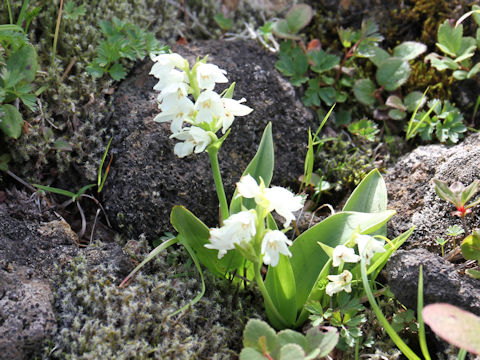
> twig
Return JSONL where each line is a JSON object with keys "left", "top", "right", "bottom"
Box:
{"left": 7, "top": 170, "right": 37, "bottom": 192}
{"left": 89, "top": 208, "right": 101, "bottom": 244}
{"left": 77, "top": 201, "right": 86, "bottom": 239}
{"left": 165, "top": 0, "right": 214, "bottom": 38}
{"left": 61, "top": 56, "right": 77, "bottom": 81}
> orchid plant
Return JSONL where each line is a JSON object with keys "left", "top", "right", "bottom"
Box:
{"left": 121, "top": 53, "right": 413, "bottom": 336}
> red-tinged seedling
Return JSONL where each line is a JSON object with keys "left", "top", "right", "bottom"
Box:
{"left": 434, "top": 179, "right": 480, "bottom": 217}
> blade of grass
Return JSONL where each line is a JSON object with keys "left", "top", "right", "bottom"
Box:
{"left": 98, "top": 137, "right": 113, "bottom": 187}
{"left": 171, "top": 236, "right": 206, "bottom": 315}
{"left": 51, "top": 0, "right": 64, "bottom": 63}
{"left": 16, "top": 0, "right": 30, "bottom": 27}
{"left": 360, "top": 257, "right": 421, "bottom": 360}
{"left": 119, "top": 236, "right": 179, "bottom": 288}
{"left": 33, "top": 184, "right": 76, "bottom": 199}
{"left": 457, "top": 349, "right": 467, "bottom": 360}
{"left": 417, "top": 265, "right": 431, "bottom": 360}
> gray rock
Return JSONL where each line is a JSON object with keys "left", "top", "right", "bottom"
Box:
{"left": 0, "top": 190, "right": 133, "bottom": 359}
{"left": 0, "top": 267, "right": 55, "bottom": 360}
{"left": 385, "top": 133, "right": 480, "bottom": 251}
{"left": 386, "top": 248, "right": 480, "bottom": 316}
{"left": 102, "top": 39, "right": 314, "bottom": 240}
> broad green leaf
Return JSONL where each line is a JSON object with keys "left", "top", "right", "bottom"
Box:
{"left": 290, "top": 210, "right": 395, "bottom": 312}
{"left": 171, "top": 206, "right": 242, "bottom": 277}
{"left": 308, "top": 49, "right": 340, "bottom": 73}
{"left": 461, "top": 233, "right": 480, "bottom": 261}
{"left": 369, "top": 46, "right": 390, "bottom": 67}
{"left": 453, "top": 70, "right": 468, "bottom": 80}
{"left": 279, "top": 344, "right": 305, "bottom": 359}
{"left": 423, "top": 303, "right": 480, "bottom": 355}
{"left": 461, "top": 180, "right": 480, "bottom": 206}
{"left": 376, "top": 57, "right": 410, "bottom": 91}
{"left": 385, "top": 95, "right": 406, "bottom": 111}
{"left": 243, "top": 319, "right": 278, "bottom": 353}
{"left": 272, "top": 19, "right": 300, "bottom": 40}
{"left": 265, "top": 254, "right": 297, "bottom": 328}
{"left": 388, "top": 109, "right": 407, "bottom": 120}
{"left": 239, "top": 348, "right": 266, "bottom": 360}
{"left": 6, "top": 43, "right": 37, "bottom": 83}
{"left": 108, "top": 63, "right": 127, "bottom": 80}
{"left": 353, "top": 79, "right": 376, "bottom": 106}
{"left": 468, "top": 63, "right": 480, "bottom": 78}
{"left": 455, "top": 37, "right": 476, "bottom": 62}
{"left": 343, "top": 169, "right": 387, "bottom": 213}
{"left": 0, "top": 104, "right": 23, "bottom": 139}
{"left": 437, "top": 21, "right": 463, "bottom": 56}
{"left": 277, "top": 330, "right": 306, "bottom": 349}
{"left": 318, "top": 87, "right": 336, "bottom": 106}
{"left": 434, "top": 179, "right": 458, "bottom": 204}
{"left": 393, "top": 41, "right": 427, "bottom": 61}
{"left": 54, "top": 138, "right": 73, "bottom": 151}
{"left": 466, "top": 269, "right": 480, "bottom": 279}
{"left": 286, "top": 4, "right": 313, "bottom": 34}
{"left": 426, "top": 55, "right": 459, "bottom": 71}
{"left": 230, "top": 123, "right": 274, "bottom": 214}
{"left": 305, "top": 326, "right": 339, "bottom": 358}
{"left": 404, "top": 91, "right": 426, "bottom": 112}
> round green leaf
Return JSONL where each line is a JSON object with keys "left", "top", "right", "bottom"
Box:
{"left": 353, "top": 79, "right": 376, "bottom": 106}
{"left": 243, "top": 319, "right": 278, "bottom": 354}
{"left": 6, "top": 43, "right": 38, "bottom": 83}
{"left": 0, "top": 104, "right": 23, "bottom": 139}
{"left": 388, "top": 108, "right": 407, "bottom": 120}
{"left": 272, "top": 19, "right": 300, "bottom": 40}
{"left": 461, "top": 233, "right": 480, "bottom": 261}
{"left": 393, "top": 41, "right": 427, "bottom": 61}
{"left": 279, "top": 343, "right": 305, "bottom": 360}
{"left": 376, "top": 58, "right": 411, "bottom": 91}
{"left": 286, "top": 4, "right": 312, "bottom": 33}
{"left": 404, "top": 91, "right": 426, "bottom": 112}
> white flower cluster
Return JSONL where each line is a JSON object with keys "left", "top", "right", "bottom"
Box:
{"left": 205, "top": 175, "right": 304, "bottom": 267}
{"left": 150, "top": 53, "right": 253, "bottom": 157}
{"left": 325, "top": 234, "right": 386, "bottom": 296}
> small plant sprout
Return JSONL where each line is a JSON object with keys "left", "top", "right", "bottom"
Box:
{"left": 434, "top": 179, "right": 480, "bottom": 230}
{"left": 435, "top": 237, "right": 448, "bottom": 257}
{"left": 461, "top": 229, "right": 480, "bottom": 279}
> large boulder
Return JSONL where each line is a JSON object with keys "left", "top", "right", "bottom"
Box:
{"left": 102, "top": 39, "right": 314, "bottom": 240}
{"left": 0, "top": 189, "right": 133, "bottom": 360}
{"left": 383, "top": 134, "right": 480, "bottom": 319}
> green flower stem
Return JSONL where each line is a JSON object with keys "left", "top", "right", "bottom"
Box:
{"left": 254, "top": 262, "right": 288, "bottom": 328}
{"left": 360, "top": 257, "right": 421, "bottom": 360}
{"left": 207, "top": 146, "right": 229, "bottom": 223}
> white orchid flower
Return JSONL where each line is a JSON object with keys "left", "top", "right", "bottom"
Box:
{"left": 194, "top": 90, "right": 225, "bottom": 127}
{"left": 221, "top": 97, "right": 253, "bottom": 133}
{"left": 332, "top": 245, "right": 361, "bottom": 267}
{"left": 150, "top": 53, "right": 187, "bottom": 79}
{"left": 153, "top": 69, "right": 189, "bottom": 101}
{"left": 170, "top": 126, "right": 211, "bottom": 158}
{"left": 206, "top": 210, "right": 257, "bottom": 258}
{"left": 261, "top": 230, "right": 293, "bottom": 267}
{"left": 196, "top": 63, "right": 228, "bottom": 90}
{"left": 326, "top": 270, "right": 353, "bottom": 296}
{"left": 154, "top": 94, "right": 194, "bottom": 134}
{"left": 264, "top": 187, "right": 304, "bottom": 228}
{"left": 236, "top": 174, "right": 304, "bottom": 228}
{"left": 355, "top": 234, "right": 386, "bottom": 265}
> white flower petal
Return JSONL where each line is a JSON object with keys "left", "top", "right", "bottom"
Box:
{"left": 205, "top": 210, "right": 257, "bottom": 258}
{"left": 265, "top": 187, "right": 304, "bottom": 228}
{"left": 236, "top": 174, "right": 261, "bottom": 199}
{"left": 332, "top": 245, "right": 361, "bottom": 267}
{"left": 261, "top": 230, "right": 292, "bottom": 267}
{"left": 326, "top": 270, "right": 353, "bottom": 296}
{"left": 355, "top": 234, "right": 386, "bottom": 265}
{"left": 196, "top": 63, "right": 228, "bottom": 90}
{"left": 170, "top": 127, "right": 211, "bottom": 158}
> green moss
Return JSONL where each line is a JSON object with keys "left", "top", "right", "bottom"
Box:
{"left": 315, "top": 133, "right": 376, "bottom": 193}
{"left": 45, "top": 239, "right": 262, "bottom": 359}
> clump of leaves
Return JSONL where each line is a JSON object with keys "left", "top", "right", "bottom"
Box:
{"left": 407, "top": 99, "right": 467, "bottom": 143}
{"left": 426, "top": 5, "right": 480, "bottom": 81}
{"left": 239, "top": 318, "right": 338, "bottom": 360}
{"left": 353, "top": 40, "right": 427, "bottom": 121}
{"left": 0, "top": 25, "right": 38, "bottom": 139}
{"left": 306, "top": 296, "right": 369, "bottom": 351}
{"left": 86, "top": 17, "right": 167, "bottom": 81}
{"left": 347, "top": 119, "right": 379, "bottom": 142}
